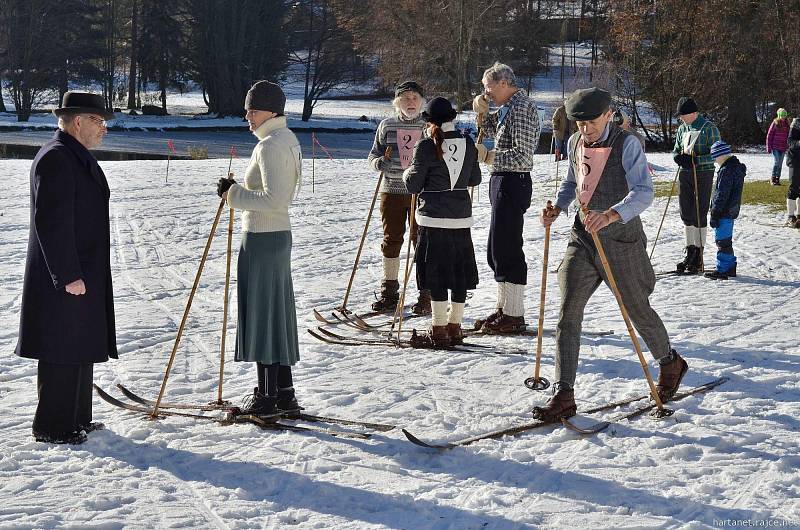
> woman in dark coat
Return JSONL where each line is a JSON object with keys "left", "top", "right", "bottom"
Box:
{"left": 15, "top": 92, "right": 118, "bottom": 444}
{"left": 403, "top": 97, "right": 481, "bottom": 348}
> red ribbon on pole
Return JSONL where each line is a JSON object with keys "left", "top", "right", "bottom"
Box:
{"left": 230, "top": 145, "right": 237, "bottom": 159}
{"left": 167, "top": 139, "right": 176, "bottom": 154}
{"left": 312, "top": 132, "right": 333, "bottom": 160}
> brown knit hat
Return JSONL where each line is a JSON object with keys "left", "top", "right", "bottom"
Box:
{"left": 245, "top": 81, "right": 286, "bottom": 115}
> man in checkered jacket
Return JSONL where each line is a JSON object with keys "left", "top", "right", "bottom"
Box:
{"left": 472, "top": 62, "right": 541, "bottom": 334}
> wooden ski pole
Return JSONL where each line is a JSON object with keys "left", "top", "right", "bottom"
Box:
{"left": 392, "top": 194, "right": 417, "bottom": 344}
{"left": 649, "top": 167, "right": 680, "bottom": 261}
{"left": 339, "top": 146, "right": 392, "bottom": 313}
{"left": 581, "top": 205, "right": 671, "bottom": 417}
{"left": 524, "top": 201, "right": 553, "bottom": 391}
{"left": 151, "top": 197, "right": 226, "bottom": 418}
{"left": 214, "top": 206, "right": 234, "bottom": 405}
{"left": 691, "top": 157, "right": 704, "bottom": 272}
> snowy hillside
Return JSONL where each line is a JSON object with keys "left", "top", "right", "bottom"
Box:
{"left": 1, "top": 151, "right": 798, "bottom": 529}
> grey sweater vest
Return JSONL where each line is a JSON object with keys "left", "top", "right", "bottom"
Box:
{"left": 571, "top": 125, "right": 645, "bottom": 244}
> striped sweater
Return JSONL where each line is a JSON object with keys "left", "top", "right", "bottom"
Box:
{"left": 367, "top": 113, "right": 426, "bottom": 194}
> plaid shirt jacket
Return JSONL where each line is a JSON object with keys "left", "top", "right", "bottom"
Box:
{"left": 479, "top": 90, "right": 540, "bottom": 172}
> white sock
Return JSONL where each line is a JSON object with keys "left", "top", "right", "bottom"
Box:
{"left": 383, "top": 257, "right": 400, "bottom": 281}
{"left": 432, "top": 301, "right": 449, "bottom": 327}
{"left": 503, "top": 283, "right": 525, "bottom": 317}
{"left": 496, "top": 282, "right": 506, "bottom": 310}
{"left": 788, "top": 199, "right": 797, "bottom": 217}
{"left": 685, "top": 226, "right": 702, "bottom": 247}
{"left": 683, "top": 225, "right": 693, "bottom": 246}
{"left": 699, "top": 227, "right": 707, "bottom": 246}
{"left": 448, "top": 302, "right": 465, "bottom": 324}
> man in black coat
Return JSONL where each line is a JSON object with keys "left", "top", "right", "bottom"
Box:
{"left": 15, "top": 92, "right": 118, "bottom": 444}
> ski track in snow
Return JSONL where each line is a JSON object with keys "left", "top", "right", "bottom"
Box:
{"left": 1, "top": 153, "right": 799, "bottom": 530}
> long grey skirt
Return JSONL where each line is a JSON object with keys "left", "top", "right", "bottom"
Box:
{"left": 235, "top": 231, "right": 300, "bottom": 365}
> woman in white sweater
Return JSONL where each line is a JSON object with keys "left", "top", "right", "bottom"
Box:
{"left": 217, "top": 81, "right": 302, "bottom": 417}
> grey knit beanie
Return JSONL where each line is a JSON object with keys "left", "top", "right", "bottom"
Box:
{"left": 245, "top": 81, "right": 286, "bottom": 115}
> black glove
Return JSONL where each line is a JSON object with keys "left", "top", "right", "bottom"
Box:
{"left": 709, "top": 216, "right": 719, "bottom": 228}
{"left": 375, "top": 156, "right": 390, "bottom": 171}
{"left": 217, "top": 176, "right": 235, "bottom": 197}
{"left": 674, "top": 153, "right": 693, "bottom": 169}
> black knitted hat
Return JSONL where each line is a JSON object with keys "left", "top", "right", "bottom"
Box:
{"left": 245, "top": 81, "right": 286, "bottom": 115}
{"left": 395, "top": 81, "right": 424, "bottom": 98}
{"left": 676, "top": 97, "right": 698, "bottom": 116}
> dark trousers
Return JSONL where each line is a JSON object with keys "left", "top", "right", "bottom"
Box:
{"left": 380, "top": 193, "right": 417, "bottom": 258}
{"left": 488, "top": 172, "right": 532, "bottom": 284}
{"left": 678, "top": 168, "right": 714, "bottom": 227}
{"left": 430, "top": 287, "right": 467, "bottom": 303}
{"left": 33, "top": 361, "right": 93, "bottom": 436}
{"left": 788, "top": 170, "right": 800, "bottom": 200}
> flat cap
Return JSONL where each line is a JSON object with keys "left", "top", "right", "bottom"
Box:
{"left": 565, "top": 88, "right": 612, "bottom": 121}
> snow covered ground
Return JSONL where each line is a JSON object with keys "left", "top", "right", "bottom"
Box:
{"left": 1, "top": 148, "right": 799, "bottom": 529}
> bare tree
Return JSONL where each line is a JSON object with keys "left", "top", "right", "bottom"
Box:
{"left": 288, "top": 0, "right": 357, "bottom": 121}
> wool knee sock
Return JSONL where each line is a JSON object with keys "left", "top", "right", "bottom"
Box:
{"left": 503, "top": 283, "right": 525, "bottom": 318}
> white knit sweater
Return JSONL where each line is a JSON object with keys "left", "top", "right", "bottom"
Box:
{"left": 226, "top": 116, "right": 302, "bottom": 233}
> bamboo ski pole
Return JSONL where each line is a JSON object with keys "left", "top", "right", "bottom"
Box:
{"left": 392, "top": 194, "right": 417, "bottom": 344}
{"left": 525, "top": 201, "right": 553, "bottom": 391}
{"left": 691, "top": 157, "right": 704, "bottom": 272}
{"left": 339, "top": 146, "right": 391, "bottom": 313}
{"left": 649, "top": 167, "right": 680, "bottom": 261}
{"left": 214, "top": 206, "right": 234, "bottom": 405}
{"left": 151, "top": 197, "right": 226, "bottom": 418}
{"left": 581, "top": 205, "right": 671, "bottom": 417}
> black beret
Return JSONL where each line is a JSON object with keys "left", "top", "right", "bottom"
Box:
{"left": 565, "top": 88, "right": 612, "bottom": 121}
{"left": 676, "top": 97, "right": 698, "bottom": 116}
{"left": 395, "top": 81, "right": 424, "bottom": 98}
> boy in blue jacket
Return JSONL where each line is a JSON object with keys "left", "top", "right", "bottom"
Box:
{"left": 705, "top": 140, "right": 745, "bottom": 280}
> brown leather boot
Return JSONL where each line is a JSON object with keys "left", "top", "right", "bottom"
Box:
{"left": 531, "top": 385, "right": 576, "bottom": 422}
{"left": 411, "top": 289, "right": 432, "bottom": 315}
{"left": 481, "top": 314, "right": 526, "bottom": 334}
{"left": 473, "top": 308, "right": 503, "bottom": 330}
{"left": 446, "top": 323, "right": 464, "bottom": 345}
{"left": 372, "top": 280, "right": 399, "bottom": 312}
{"left": 409, "top": 326, "right": 451, "bottom": 349}
{"left": 656, "top": 350, "right": 688, "bottom": 402}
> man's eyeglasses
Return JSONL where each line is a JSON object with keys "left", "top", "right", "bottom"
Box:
{"left": 82, "top": 115, "right": 108, "bottom": 128}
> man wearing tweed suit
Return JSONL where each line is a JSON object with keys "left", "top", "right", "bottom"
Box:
{"left": 534, "top": 88, "right": 688, "bottom": 421}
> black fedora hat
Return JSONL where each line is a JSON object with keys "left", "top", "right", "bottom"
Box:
{"left": 421, "top": 97, "right": 457, "bottom": 126}
{"left": 53, "top": 91, "right": 115, "bottom": 120}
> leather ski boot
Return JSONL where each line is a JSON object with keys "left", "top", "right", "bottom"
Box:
{"left": 411, "top": 289, "right": 432, "bottom": 316}
{"left": 446, "top": 323, "right": 464, "bottom": 346}
{"left": 676, "top": 245, "right": 698, "bottom": 273}
{"left": 236, "top": 387, "right": 278, "bottom": 419}
{"left": 372, "top": 280, "right": 399, "bottom": 312}
{"left": 473, "top": 308, "right": 503, "bottom": 330}
{"left": 687, "top": 245, "right": 703, "bottom": 274}
{"left": 481, "top": 314, "right": 526, "bottom": 335}
{"left": 276, "top": 387, "right": 301, "bottom": 415}
{"left": 656, "top": 351, "right": 688, "bottom": 402}
{"left": 409, "top": 326, "right": 451, "bottom": 349}
{"left": 531, "top": 383, "right": 577, "bottom": 422}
